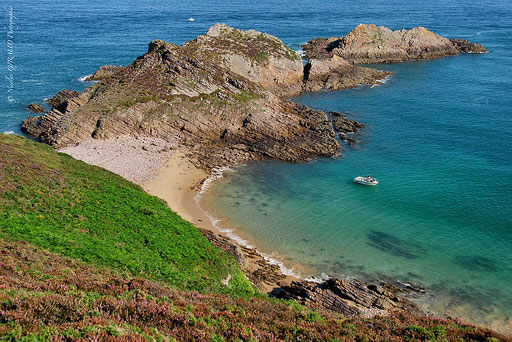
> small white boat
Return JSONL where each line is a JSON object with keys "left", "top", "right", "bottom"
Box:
{"left": 354, "top": 176, "right": 378, "bottom": 186}
{"left": 188, "top": 17, "right": 195, "bottom": 21}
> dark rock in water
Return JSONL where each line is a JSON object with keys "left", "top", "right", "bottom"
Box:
{"left": 455, "top": 255, "right": 498, "bottom": 273}
{"left": 27, "top": 103, "right": 44, "bottom": 113}
{"left": 367, "top": 230, "right": 424, "bottom": 259}
{"left": 450, "top": 39, "right": 487, "bottom": 53}
{"left": 45, "top": 89, "right": 80, "bottom": 112}
{"left": 271, "top": 278, "right": 422, "bottom": 318}
{"left": 329, "top": 111, "right": 365, "bottom": 133}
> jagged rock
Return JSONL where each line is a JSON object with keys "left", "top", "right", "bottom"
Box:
{"left": 183, "top": 23, "right": 304, "bottom": 97}
{"left": 450, "top": 39, "right": 487, "bottom": 53}
{"left": 272, "top": 278, "right": 422, "bottom": 318}
{"left": 303, "top": 24, "right": 486, "bottom": 64}
{"left": 85, "top": 65, "right": 124, "bottom": 81}
{"left": 45, "top": 89, "right": 80, "bottom": 112}
{"left": 27, "top": 103, "right": 44, "bottom": 113}
{"left": 20, "top": 116, "right": 43, "bottom": 137}
{"left": 330, "top": 111, "right": 365, "bottom": 133}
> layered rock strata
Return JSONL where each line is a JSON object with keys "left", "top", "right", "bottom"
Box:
{"left": 272, "top": 278, "right": 423, "bottom": 318}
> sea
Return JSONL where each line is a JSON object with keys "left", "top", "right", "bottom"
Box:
{"left": 2, "top": 0, "right": 511, "bottom": 333}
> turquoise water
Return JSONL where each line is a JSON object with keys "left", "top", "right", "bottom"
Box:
{"left": 1, "top": 0, "right": 511, "bottom": 333}
{"left": 202, "top": 47, "right": 512, "bottom": 329}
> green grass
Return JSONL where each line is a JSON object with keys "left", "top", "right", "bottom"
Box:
{"left": 0, "top": 134, "right": 253, "bottom": 296}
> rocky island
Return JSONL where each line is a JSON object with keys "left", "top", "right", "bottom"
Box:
{"left": 16, "top": 23, "right": 496, "bottom": 337}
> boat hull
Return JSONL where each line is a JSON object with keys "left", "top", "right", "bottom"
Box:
{"left": 354, "top": 177, "right": 378, "bottom": 186}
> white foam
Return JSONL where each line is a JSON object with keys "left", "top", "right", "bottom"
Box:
{"left": 78, "top": 74, "right": 95, "bottom": 82}
{"left": 370, "top": 74, "right": 391, "bottom": 88}
{"left": 193, "top": 165, "right": 308, "bottom": 280}
{"left": 2, "top": 131, "right": 16, "bottom": 135}
{"left": 304, "top": 273, "right": 330, "bottom": 283}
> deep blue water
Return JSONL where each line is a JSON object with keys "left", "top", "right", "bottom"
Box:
{"left": 1, "top": 0, "right": 511, "bottom": 333}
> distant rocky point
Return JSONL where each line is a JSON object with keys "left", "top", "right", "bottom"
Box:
{"left": 303, "top": 24, "right": 487, "bottom": 64}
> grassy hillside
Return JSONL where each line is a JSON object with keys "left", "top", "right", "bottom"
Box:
{"left": 0, "top": 134, "right": 252, "bottom": 295}
{"left": 1, "top": 238, "right": 509, "bottom": 341}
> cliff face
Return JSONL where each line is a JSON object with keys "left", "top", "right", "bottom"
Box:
{"left": 22, "top": 27, "right": 339, "bottom": 168}
{"left": 303, "top": 24, "right": 487, "bottom": 65}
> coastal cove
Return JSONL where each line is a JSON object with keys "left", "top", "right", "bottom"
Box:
{"left": 2, "top": 0, "right": 511, "bottom": 338}
{"left": 200, "top": 53, "right": 512, "bottom": 332}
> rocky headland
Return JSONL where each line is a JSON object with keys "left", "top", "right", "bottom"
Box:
{"left": 20, "top": 24, "right": 487, "bottom": 322}
{"left": 21, "top": 23, "right": 485, "bottom": 169}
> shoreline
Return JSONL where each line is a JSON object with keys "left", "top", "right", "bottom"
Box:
{"left": 59, "top": 136, "right": 300, "bottom": 292}
{"left": 142, "top": 153, "right": 303, "bottom": 293}
{"left": 57, "top": 136, "right": 512, "bottom": 335}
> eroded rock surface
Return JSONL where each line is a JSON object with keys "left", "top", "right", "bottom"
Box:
{"left": 303, "top": 55, "right": 390, "bottom": 92}
{"left": 272, "top": 278, "right": 422, "bottom": 318}
{"left": 27, "top": 103, "right": 44, "bottom": 113}
{"left": 184, "top": 23, "right": 304, "bottom": 97}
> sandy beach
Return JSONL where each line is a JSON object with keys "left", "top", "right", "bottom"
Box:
{"left": 60, "top": 136, "right": 298, "bottom": 292}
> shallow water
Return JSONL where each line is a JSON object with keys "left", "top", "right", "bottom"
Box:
{"left": 202, "top": 36, "right": 512, "bottom": 331}
{"left": 2, "top": 0, "right": 511, "bottom": 333}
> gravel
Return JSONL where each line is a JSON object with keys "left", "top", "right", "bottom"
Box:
{"left": 58, "top": 136, "right": 176, "bottom": 184}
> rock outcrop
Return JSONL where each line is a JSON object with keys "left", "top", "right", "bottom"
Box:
{"left": 303, "top": 24, "right": 487, "bottom": 65}
{"left": 303, "top": 55, "right": 390, "bottom": 92}
{"left": 22, "top": 24, "right": 486, "bottom": 169}
{"left": 27, "top": 103, "right": 44, "bottom": 113}
{"left": 330, "top": 111, "right": 365, "bottom": 144}
{"left": 450, "top": 39, "right": 487, "bottom": 53}
{"left": 85, "top": 65, "right": 124, "bottom": 81}
{"left": 183, "top": 23, "right": 304, "bottom": 97}
{"left": 22, "top": 26, "right": 340, "bottom": 168}
{"left": 45, "top": 89, "right": 80, "bottom": 111}
{"left": 272, "top": 278, "right": 422, "bottom": 318}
